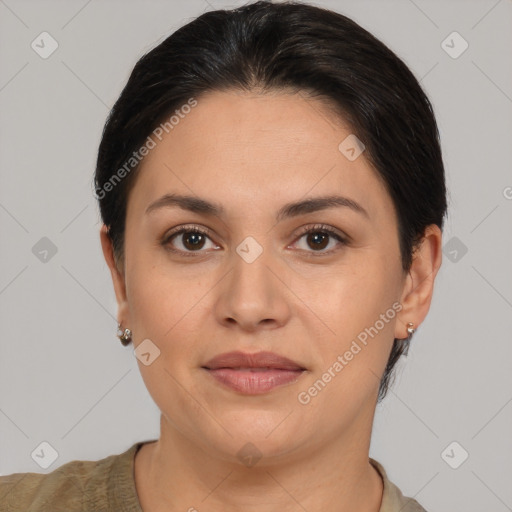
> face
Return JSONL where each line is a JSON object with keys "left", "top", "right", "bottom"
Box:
{"left": 103, "top": 89, "right": 427, "bottom": 462}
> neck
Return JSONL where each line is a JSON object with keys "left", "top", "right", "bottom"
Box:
{"left": 135, "top": 413, "right": 383, "bottom": 512}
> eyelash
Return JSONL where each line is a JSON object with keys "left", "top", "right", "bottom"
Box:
{"left": 162, "top": 223, "right": 348, "bottom": 258}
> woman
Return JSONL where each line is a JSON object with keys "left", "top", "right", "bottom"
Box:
{"left": 0, "top": 1, "right": 445, "bottom": 510}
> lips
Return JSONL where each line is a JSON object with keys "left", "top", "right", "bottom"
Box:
{"left": 202, "top": 351, "right": 306, "bottom": 394}
{"left": 203, "top": 351, "right": 305, "bottom": 371}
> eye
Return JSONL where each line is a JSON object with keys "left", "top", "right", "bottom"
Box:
{"left": 162, "top": 225, "right": 219, "bottom": 255}
{"left": 162, "top": 223, "right": 348, "bottom": 257}
{"left": 290, "top": 223, "right": 347, "bottom": 255}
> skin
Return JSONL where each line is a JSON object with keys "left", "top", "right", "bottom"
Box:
{"left": 100, "top": 89, "right": 442, "bottom": 512}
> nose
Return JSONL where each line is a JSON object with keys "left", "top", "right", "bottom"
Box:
{"left": 213, "top": 240, "right": 292, "bottom": 332}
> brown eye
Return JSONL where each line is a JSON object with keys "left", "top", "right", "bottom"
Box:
{"left": 305, "top": 232, "right": 330, "bottom": 251}
{"left": 292, "top": 224, "right": 347, "bottom": 255}
{"left": 180, "top": 231, "right": 207, "bottom": 251}
{"left": 163, "top": 226, "right": 218, "bottom": 255}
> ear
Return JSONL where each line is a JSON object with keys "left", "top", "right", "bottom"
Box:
{"left": 100, "top": 224, "right": 130, "bottom": 326}
{"left": 395, "top": 224, "right": 443, "bottom": 339}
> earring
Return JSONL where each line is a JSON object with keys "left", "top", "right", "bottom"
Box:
{"left": 406, "top": 322, "right": 416, "bottom": 336}
{"left": 116, "top": 323, "right": 132, "bottom": 345}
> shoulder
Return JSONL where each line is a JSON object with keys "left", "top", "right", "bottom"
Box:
{"left": 0, "top": 460, "right": 95, "bottom": 511}
{"left": 0, "top": 442, "right": 143, "bottom": 512}
{"left": 370, "top": 458, "right": 429, "bottom": 512}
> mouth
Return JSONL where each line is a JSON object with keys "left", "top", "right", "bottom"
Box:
{"left": 202, "top": 351, "right": 307, "bottom": 395}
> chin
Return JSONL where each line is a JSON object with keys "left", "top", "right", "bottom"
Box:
{"left": 208, "top": 410, "right": 309, "bottom": 460}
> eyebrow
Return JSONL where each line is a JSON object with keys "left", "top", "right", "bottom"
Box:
{"left": 145, "top": 193, "right": 369, "bottom": 221}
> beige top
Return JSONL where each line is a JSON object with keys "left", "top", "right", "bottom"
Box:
{"left": 0, "top": 441, "right": 427, "bottom": 511}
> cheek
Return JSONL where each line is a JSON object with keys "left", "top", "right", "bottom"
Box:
{"left": 126, "top": 266, "right": 206, "bottom": 405}
{"left": 301, "top": 253, "right": 401, "bottom": 376}
{"left": 125, "top": 254, "right": 216, "bottom": 356}
{"left": 309, "top": 253, "right": 398, "bottom": 326}
{"left": 292, "top": 273, "right": 399, "bottom": 427}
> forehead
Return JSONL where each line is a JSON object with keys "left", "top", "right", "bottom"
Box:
{"left": 128, "top": 90, "right": 394, "bottom": 223}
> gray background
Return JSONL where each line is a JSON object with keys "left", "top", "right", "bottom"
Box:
{"left": 1, "top": 0, "right": 511, "bottom": 510}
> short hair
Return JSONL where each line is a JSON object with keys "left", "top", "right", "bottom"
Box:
{"left": 94, "top": 0, "right": 447, "bottom": 401}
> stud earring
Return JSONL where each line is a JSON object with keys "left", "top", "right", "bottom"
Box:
{"left": 116, "top": 323, "right": 132, "bottom": 345}
{"left": 406, "top": 322, "right": 416, "bottom": 336}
